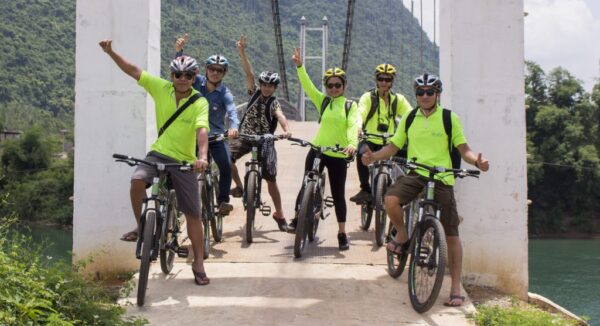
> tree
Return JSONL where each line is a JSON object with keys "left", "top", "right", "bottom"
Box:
{"left": 526, "top": 64, "right": 600, "bottom": 234}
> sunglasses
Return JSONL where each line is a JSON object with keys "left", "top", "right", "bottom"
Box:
{"left": 208, "top": 66, "right": 225, "bottom": 74}
{"left": 377, "top": 77, "right": 394, "bottom": 83}
{"left": 326, "top": 83, "right": 343, "bottom": 89}
{"left": 416, "top": 88, "right": 436, "bottom": 97}
{"left": 173, "top": 71, "right": 195, "bottom": 80}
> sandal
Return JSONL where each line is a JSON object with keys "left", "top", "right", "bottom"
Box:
{"left": 444, "top": 295, "right": 466, "bottom": 307}
{"left": 120, "top": 230, "right": 138, "bottom": 242}
{"left": 386, "top": 238, "right": 408, "bottom": 256}
{"left": 192, "top": 269, "right": 210, "bottom": 286}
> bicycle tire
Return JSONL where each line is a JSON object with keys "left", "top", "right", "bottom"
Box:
{"left": 408, "top": 215, "right": 447, "bottom": 313}
{"left": 137, "top": 211, "right": 156, "bottom": 306}
{"left": 360, "top": 203, "right": 373, "bottom": 231}
{"left": 307, "top": 181, "right": 320, "bottom": 242}
{"left": 209, "top": 175, "right": 223, "bottom": 242}
{"left": 294, "top": 181, "right": 314, "bottom": 258}
{"left": 198, "top": 180, "right": 210, "bottom": 259}
{"left": 245, "top": 171, "right": 258, "bottom": 244}
{"left": 386, "top": 223, "right": 409, "bottom": 278}
{"left": 159, "top": 190, "right": 178, "bottom": 274}
{"left": 374, "top": 173, "right": 388, "bottom": 246}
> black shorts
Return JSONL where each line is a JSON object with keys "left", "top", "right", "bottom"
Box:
{"left": 229, "top": 138, "right": 277, "bottom": 182}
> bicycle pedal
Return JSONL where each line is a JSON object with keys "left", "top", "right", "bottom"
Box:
{"left": 324, "top": 196, "right": 334, "bottom": 208}
{"left": 176, "top": 247, "right": 189, "bottom": 258}
{"left": 260, "top": 204, "right": 272, "bottom": 216}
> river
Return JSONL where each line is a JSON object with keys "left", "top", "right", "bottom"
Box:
{"left": 20, "top": 228, "right": 600, "bottom": 324}
{"left": 529, "top": 239, "right": 600, "bottom": 325}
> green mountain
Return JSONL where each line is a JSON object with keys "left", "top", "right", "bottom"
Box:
{"left": 0, "top": 0, "right": 438, "bottom": 130}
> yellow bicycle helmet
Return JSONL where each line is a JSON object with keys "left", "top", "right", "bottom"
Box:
{"left": 375, "top": 63, "right": 396, "bottom": 77}
{"left": 323, "top": 67, "right": 347, "bottom": 85}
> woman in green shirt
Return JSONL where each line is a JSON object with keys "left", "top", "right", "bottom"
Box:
{"left": 288, "top": 48, "right": 359, "bottom": 251}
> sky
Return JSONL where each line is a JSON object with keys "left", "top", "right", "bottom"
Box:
{"left": 403, "top": 0, "right": 600, "bottom": 90}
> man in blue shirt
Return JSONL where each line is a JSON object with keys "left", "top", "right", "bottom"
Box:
{"left": 176, "top": 34, "right": 239, "bottom": 214}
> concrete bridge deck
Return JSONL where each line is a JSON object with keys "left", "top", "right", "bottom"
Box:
{"left": 122, "top": 121, "right": 475, "bottom": 325}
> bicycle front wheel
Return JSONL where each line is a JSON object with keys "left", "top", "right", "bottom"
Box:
{"left": 199, "top": 180, "right": 211, "bottom": 259}
{"left": 294, "top": 181, "right": 315, "bottom": 258}
{"left": 160, "top": 190, "right": 178, "bottom": 274}
{"left": 209, "top": 176, "right": 223, "bottom": 242}
{"left": 245, "top": 171, "right": 258, "bottom": 244}
{"left": 408, "top": 215, "right": 447, "bottom": 313}
{"left": 137, "top": 211, "right": 156, "bottom": 306}
{"left": 374, "top": 174, "right": 388, "bottom": 246}
{"left": 360, "top": 203, "right": 373, "bottom": 231}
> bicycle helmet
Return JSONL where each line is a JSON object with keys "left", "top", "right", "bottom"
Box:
{"left": 169, "top": 55, "right": 199, "bottom": 73}
{"left": 258, "top": 71, "right": 280, "bottom": 85}
{"left": 323, "top": 67, "right": 347, "bottom": 85}
{"left": 205, "top": 54, "right": 229, "bottom": 71}
{"left": 375, "top": 63, "right": 397, "bottom": 77}
{"left": 414, "top": 73, "right": 442, "bottom": 91}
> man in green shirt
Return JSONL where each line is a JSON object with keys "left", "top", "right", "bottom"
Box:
{"left": 99, "top": 39, "right": 211, "bottom": 285}
{"left": 362, "top": 74, "right": 490, "bottom": 306}
{"left": 350, "top": 63, "right": 413, "bottom": 204}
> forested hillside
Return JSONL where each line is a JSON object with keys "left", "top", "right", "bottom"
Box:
{"left": 0, "top": 0, "right": 437, "bottom": 131}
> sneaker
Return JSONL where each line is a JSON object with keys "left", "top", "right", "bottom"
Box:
{"left": 218, "top": 202, "right": 233, "bottom": 215}
{"left": 230, "top": 186, "right": 243, "bottom": 198}
{"left": 349, "top": 190, "right": 371, "bottom": 204}
{"left": 272, "top": 214, "right": 289, "bottom": 232}
{"left": 338, "top": 233, "right": 349, "bottom": 250}
{"left": 287, "top": 216, "right": 298, "bottom": 233}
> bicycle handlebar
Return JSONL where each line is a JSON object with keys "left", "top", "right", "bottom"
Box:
{"left": 208, "top": 132, "right": 229, "bottom": 143}
{"left": 112, "top": 153, "right": 193, "bottom": 172}
{"left": 287, "top": 137, "right": 346, "bottom": 154}
{"left": 392, "top": 157, "right": 480, "bottom": 178}
{"left": 239, "top": 133, "right": 284, "bottom": 142}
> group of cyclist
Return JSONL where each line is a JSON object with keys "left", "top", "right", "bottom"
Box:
{"left": 100, "top": 32, "right": 489, "bottom": 306}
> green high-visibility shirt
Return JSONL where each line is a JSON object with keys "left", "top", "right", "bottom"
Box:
{"left": 390, "top": 104, "right": 467, "bottom": 185}
{"left": 297, "top": 66, "right": 359, "bottom": 158}
{"left": 138, "top": 70, "right": 209, "bottom": 162}
{"left": 358, "top": 89, "right": 413, "bottom": 144}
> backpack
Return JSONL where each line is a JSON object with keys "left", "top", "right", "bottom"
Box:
{"left": 362, "top": 89, "right": 398, "bottom": 129}
{"left": 404, "top": 108, "right": 462, "bottom": 172}
{"left": 239, "top": 91, "right": 278, "bottom": 134}
{"left": 318, "top": 96, "right": 353, "bottom": 123}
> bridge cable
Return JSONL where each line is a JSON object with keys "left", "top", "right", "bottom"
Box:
{"left": 271, "top": 0, "right": 290, "bottom": 101}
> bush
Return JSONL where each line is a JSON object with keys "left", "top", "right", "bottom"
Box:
{"left": 0, "top": 215, "right": 146, "bottom": 325}
{"left": 471, "top": 301, "right": 579, "bottom": 326}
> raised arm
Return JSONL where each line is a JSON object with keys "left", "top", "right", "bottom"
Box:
{"left": 174, "top": 33, "right": 189, "bottom": 58}
{"left": 99, "top": 39, "right": 142, "bottom": 81}
{"left": 236, "top": 35, "right": 255, "bottom": 92}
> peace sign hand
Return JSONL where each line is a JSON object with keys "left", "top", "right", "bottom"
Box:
{"left": 291, "top": 48, "right": 302, "bottom": 67}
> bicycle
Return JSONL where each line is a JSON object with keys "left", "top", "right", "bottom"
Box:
{"left": 113, "top": 153, "right": 192, "bottom": 306}
{"left": 359, "top": 132, "right": 405, "bottom": 246}
{"left": 238, "top": 133, "right": 281, "bottom": 244}
{"left": 197, "top": 133, "right": 227, "bottom": 259}
{"left": 385, "top": 157, "right": 479, "bottom": 313}
{"left": 287, "top": 137, "right": 341, "bottom": 258}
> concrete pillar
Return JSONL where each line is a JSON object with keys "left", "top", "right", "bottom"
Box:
{"left": 440, "top": 1, "right": 528, "bottom": 297}
{"left": 73, "top": 0, "right": 160, "bottom": 275}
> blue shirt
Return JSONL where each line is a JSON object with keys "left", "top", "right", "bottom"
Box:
{"left": 192, "top": 75, "right": 239, "bottom": 135}
{"left": 174, "top": 51, "right": 239, "bottom": 135}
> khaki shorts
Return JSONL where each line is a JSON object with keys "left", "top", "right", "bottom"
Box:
{"left": 131, "top": 151, "right": 200, "bottom": 218}
{"left": 385, "top": 173, "right": 460, "bottom": 236}
{"left": 229, "top": 138, "right": 277, "bottom": 182}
